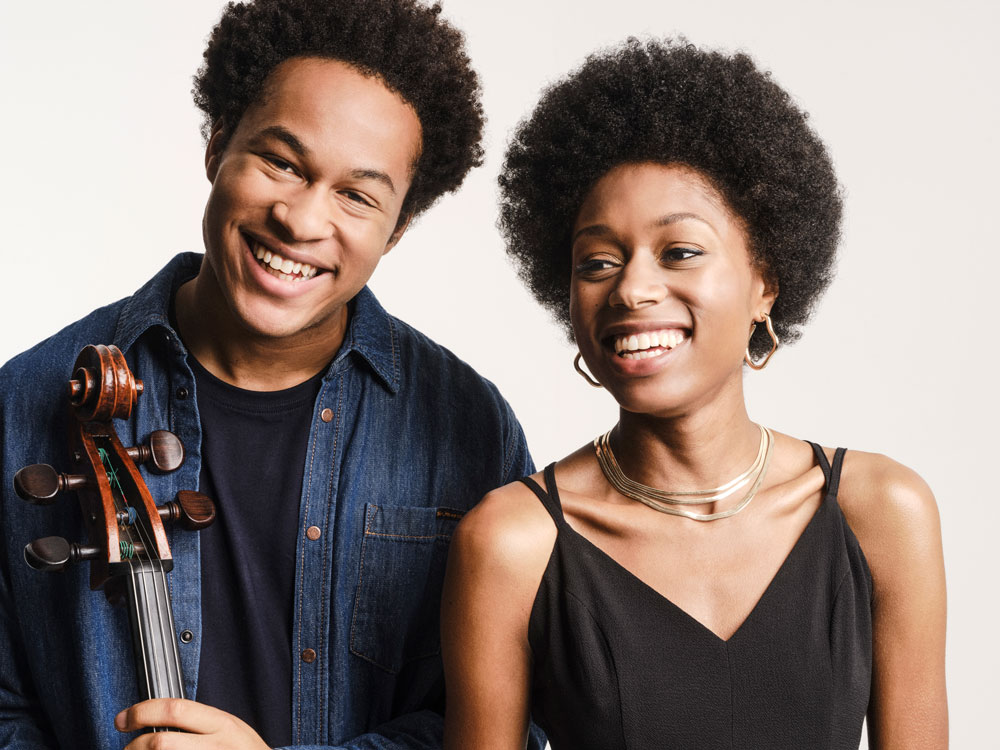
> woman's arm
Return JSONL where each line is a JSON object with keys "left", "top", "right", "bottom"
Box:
{"left": 441, "top": 483, "right": 556, "bottom": 750}
{"left": 840, "top": 451, "right": 948, "bottom": 749}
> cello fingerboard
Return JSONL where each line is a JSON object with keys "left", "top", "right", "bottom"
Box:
{"left": 125, "top": 562, "right": 186, "bottom": 701}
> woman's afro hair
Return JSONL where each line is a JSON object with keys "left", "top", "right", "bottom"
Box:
{"left": 499, "top": 38, "right": 843, "bottom": 357}
{"left": 193, "top": 0, "right": 484, "bottom": 218}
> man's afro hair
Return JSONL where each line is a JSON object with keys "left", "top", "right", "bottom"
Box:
{"left": 499, "top": 38, "right": 842, "bottom": 358}
{"left": 193, "top": 0, "right": 484, "bottom": 218}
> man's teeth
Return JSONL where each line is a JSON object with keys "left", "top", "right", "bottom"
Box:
{"left": 253, "top": 244, "right": 318, "bottom": 280}
{"left": 614, "top": 329, "right": 686, "bottom": 359}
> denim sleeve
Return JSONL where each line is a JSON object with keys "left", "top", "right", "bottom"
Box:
{"left": 276, "top": 709, "right": 547, "bottom": 750}
{"left": 0, "top": 417, "right": 58, "bottom": 748}
{"left": 0, "top": 582, "right": 58, "bottom": 748}
{"left": 501, "top": 399, "right": 535, "bottom": 484}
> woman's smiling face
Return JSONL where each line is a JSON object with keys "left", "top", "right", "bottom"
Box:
{"left": 569, "top": 162, "right": 775, "bottom": 417}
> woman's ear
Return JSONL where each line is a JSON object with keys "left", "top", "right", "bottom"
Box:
{"left": 752, "top": 266, "right": 779, "bottom": 317}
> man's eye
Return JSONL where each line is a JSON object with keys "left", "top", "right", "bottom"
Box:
{"left": 342, "top": 190, "right": 374, "bottom": 207}
{"left": 264, "top": 155, "right": 297, "bottom": 174}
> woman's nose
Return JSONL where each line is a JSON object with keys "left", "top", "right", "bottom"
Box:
{"left": 608, "top": 255, "right": 668, "bottom": 309}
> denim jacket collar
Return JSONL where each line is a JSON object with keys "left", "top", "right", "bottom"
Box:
{"left": 114, "top": 252, "right": 201, "bottom": 353}
{"left": 112, "top": 252, "right": 400, "bottom": 394}
{"left": 336, "top": 287, "right": 400, "bottom": 394}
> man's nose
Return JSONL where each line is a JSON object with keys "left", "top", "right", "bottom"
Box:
{"left": 271, "top": 187, "right": 335, "bottom": 242}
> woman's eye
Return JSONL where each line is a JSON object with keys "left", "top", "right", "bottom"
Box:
{"left": 574, "top": 257, "right": 619, "bottom": 275}
{"left": 661, "top": 247, "right": 702, "bottom": 262}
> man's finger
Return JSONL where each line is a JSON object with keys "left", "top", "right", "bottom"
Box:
{"left": 115, "top": 698, "right": 225, "bottom": 734}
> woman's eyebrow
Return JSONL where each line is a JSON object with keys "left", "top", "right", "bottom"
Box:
{"left": 573, "top": 212, "right": 713, "bottom": 244}
{"left": 654, "top": 212, "right": 712, "bottom": 228}
{"left": 572, "top": 224, "right": 613, "bottom": 244}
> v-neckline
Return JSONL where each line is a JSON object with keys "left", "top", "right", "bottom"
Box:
{"left": 560, "top": 491, "right": 832, "bottom": 644}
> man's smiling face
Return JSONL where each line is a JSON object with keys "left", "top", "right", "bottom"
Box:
{"left": 201, "top": 56, "right": 423, "bottom": 343}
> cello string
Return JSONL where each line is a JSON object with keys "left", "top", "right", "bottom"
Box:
{"left": 106, "top": 444, "right": 180, "bottom": 727}
{"left": 103, "top": 445, "right": 180, "bottom": 704}
{"left": 100, "top": 446, "right": 156, "bottom": 705}
{"left": 126, "top": 455, "right": 186, "bottom": 702}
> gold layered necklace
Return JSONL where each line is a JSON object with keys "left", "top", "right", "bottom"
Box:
{"left": 593, "top": 424, "right": 774, "bottom": 522}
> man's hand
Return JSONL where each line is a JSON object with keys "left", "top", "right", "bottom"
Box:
{"left": 116, "top": 699, "right": 271, "bottom": 749}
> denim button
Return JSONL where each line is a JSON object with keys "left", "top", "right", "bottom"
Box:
{"left": 320, "top": 408, "right": 333, "bottom": 423}
{"left": 301, "top": 648, "right": 317, "bottom": 663}
{"left": 306, "top": 526, "right": 321, "bottom": 541}
{"left": 179, "top": 629, "right": 194, "bottom": 643}
{"left": 176, "top": 386, "right": 189, "bottom": 400}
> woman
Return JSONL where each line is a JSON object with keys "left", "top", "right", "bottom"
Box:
{"left": 442, "top": 40, "right": 947, "bottom": 749}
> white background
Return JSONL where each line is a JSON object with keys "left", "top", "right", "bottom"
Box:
{"left": 1, "top": 1, "right": 997, "bottom": 746}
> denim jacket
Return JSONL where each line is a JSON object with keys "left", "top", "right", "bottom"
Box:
{"left": 0, "top": 253, "right": 543, "bottom": 750}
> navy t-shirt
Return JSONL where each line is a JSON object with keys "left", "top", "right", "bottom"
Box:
{"left": 190, "top": 356, "right": 324, "bottom": 747}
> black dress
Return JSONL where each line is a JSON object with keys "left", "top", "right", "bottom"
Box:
{"left": 521, "top": 444, "right": 872, "bottom": 749}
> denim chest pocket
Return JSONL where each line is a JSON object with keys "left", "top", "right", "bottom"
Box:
{"left": 350, "top": 503, "right": 464, "bottom": 674}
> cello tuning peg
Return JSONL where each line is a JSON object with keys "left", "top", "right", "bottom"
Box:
{"left": 23, "top": 536, "right": 101, "bottom": 572}
{"left": 13, "top": 464, "right": 91, "bottom": 505}
{"left": 158, "top": 490, "right": 216, "bottom": 531}
{"left": 125, "top": 430, "right": 185, "bottom": 473}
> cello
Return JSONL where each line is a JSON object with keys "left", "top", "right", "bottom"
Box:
{"left": 13, "top": 344, "right": 214, "bottom": 732}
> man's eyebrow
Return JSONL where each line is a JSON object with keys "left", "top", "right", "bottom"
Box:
{"left": 249, "top": 127, "right": 396, "bottom": 195}
{"left": 251, "top": 125, "right": 309, "bottom": 157}
{"left": 350, "top": 169, "right": 396, "bottom": 195}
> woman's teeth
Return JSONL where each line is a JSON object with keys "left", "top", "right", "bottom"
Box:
{"left": 253, "top": 243, "right": 319, "bottom": 281}
{"left": 613, "top": 329, "right": 686, "bottom": 359}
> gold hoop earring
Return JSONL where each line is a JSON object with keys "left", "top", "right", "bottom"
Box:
{"left": 574, "top": 352, "right": 603, "bottom": 388}
{"left": 744, "top": 313, "right": 779, "bottom": 370}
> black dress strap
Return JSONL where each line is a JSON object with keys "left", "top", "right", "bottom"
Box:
{"left": 518, "top": 463, "right": 566, "bottom": 524}
{"left": 807, "top": 441, "right": 847, "bottom": 499}
{"left": 828, "top": 447, "right": 847, "bottom": 499}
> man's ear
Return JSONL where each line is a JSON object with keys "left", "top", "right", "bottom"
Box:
{"left": 205, "top": 120, "right": 227, "bottom": 183}
{"left": 383, "top": 213, "right": 413, "bottom": 256}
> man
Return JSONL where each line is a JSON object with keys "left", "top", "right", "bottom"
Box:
{"left": 0, "top": 1, "right": 542, "bottom": 748}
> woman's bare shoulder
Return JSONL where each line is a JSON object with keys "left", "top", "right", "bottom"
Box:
{"left": 830, "top": 448, "right": 942, "bottom": 583}
{"left": 456, "top": 444, "right": 595, "bottom": 566}
{"left": 836, "top": 449, "right": 938, "bottom": 530}
{"left": 449, "top": 476, "right": 560, "bottom": 591}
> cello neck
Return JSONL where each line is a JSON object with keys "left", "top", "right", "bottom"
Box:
{"left": 125, "top": 561, "right": 186, "bottom": 701}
